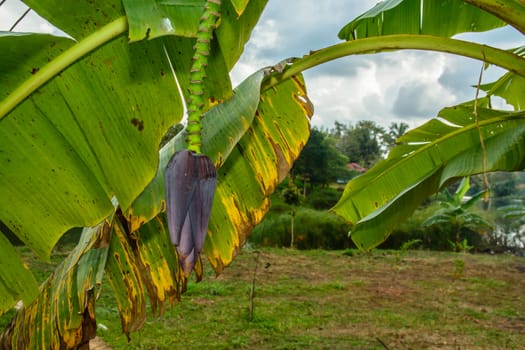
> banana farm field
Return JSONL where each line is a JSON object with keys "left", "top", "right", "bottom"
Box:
{"left": 2, "top": 246, "right": 524, "bottom": 349}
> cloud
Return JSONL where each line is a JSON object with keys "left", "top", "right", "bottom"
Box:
{"left": 392, "top": 81, "right": 455, "bottom": 118}
{"left": 230, "top": 0, "right": 379, "bottom": 85}
{"left": 0, "top": 0, "right": 62, "bottom": 34}
{"left": 3, "top": 0, "right": 521, "bottom": 130}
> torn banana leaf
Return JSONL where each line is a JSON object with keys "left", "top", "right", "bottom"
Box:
{"left": 0, "top": 222, "right": 111, "bottom": 348}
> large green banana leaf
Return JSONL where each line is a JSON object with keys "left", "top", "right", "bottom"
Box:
{"left": 330, "top": 0, "right": 525, "bottom": 250}
{"left": 338, "top": 0, "right": 506, "bottom": 40}
{"left": 0, "top": 0, "right": 313, "bottom": 345}
{"left": 332, "top": 104, "right": 525, "bottom": 250}
{"left": 0, "top": 0, "right": 263, "bottom": 320}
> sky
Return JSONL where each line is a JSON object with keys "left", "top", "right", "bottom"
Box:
{"left": 1, "top": 0, "right": 523, "bottom": 129}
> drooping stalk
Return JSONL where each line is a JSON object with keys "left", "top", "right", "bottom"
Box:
{"left": 261, "top": 35, "right": 525, "bottom": 92}
{"left": 186, "top": 0, "right": 222, "bottom": 154}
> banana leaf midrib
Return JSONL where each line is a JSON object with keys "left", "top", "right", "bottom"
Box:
{"left": 0, "top": 17, "right": 129, "bottom": 121}
{"left": 261, "top": 34, "right": 525, "bottom": 91}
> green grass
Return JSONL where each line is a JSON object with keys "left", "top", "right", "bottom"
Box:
{"left": 2, "top": 247, "right": 525, "bottom": 349}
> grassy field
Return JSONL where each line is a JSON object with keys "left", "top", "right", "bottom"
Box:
{"left": 2, "top": 247, "right": 525, "bottom": 349}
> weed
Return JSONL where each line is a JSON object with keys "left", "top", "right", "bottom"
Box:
{"left": 453, "top": 258, "right": 465, "bottom": 279}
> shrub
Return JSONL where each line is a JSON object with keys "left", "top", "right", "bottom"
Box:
{"left": 380, "top": 202, "right": 487, "bottom": 251}
{"left": 304, "top": 187, "right": 342, "bottom": 210}
{"left": 249, "top": 208, "right": 352, "bottom": 249}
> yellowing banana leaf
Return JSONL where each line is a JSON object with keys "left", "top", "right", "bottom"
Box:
{"left": 129, "top": 71, "right": 312, "bottom": 272}
{"left": 338, "top": 0, "right": 505, "bottom": 40}
{"left": 205, "top": 75, "right": 312, "bottom": 271}
{"left": 104, "top": 216, "right": 147, "bottom": 336}
{"left": 1, "top": 223, "right": 110, "bottom": 348}
{"left": 332, "top": 105, "right": 525, "bottom": 250}
{"left": 130, "top": 216, "right": 184, "bottom": 316}
{"left": 2, "top": 68, "right": 311, "bottom": 343}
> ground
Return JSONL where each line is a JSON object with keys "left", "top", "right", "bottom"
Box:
{"left": 93, "top": 248, "right": 525, "bottom": 349}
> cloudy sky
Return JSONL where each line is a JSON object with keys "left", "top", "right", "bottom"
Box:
{"left": 1, "top": 0, "right": 522, "bottom": 129}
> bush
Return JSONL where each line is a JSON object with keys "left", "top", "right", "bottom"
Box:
{"left": 249, "top": 208, "right": 352, "bottom": 249}
{"left": 304, "top": 187, "right": 342, "bottom": 210}
{"left": 379, "top": 203, "right": 486, "bottom": 251}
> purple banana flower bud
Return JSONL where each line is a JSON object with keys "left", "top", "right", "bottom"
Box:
{"left": 165, "top": 150, "right": 217, "bottom": 276}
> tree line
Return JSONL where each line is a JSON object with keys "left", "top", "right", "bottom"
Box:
{"left": 292, "top": 120, "right": 409, "bottom": 189}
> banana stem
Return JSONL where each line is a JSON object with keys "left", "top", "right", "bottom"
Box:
{"left": 186, "top": 0, "right": 222, "bottom": 154}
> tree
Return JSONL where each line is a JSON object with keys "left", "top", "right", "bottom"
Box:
{"left": 292, "top": 128, "right": 349, "bottom": 189}
{"left": 336, "top": 120, "right": 385, "bottom": 167}
{"left": 1, "top": 0, "right": 524, "bottom": 348}
{"left": 384, "top": 122, "right": 410, "bottom": 150}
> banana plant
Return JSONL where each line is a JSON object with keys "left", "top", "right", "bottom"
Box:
{"left": 0, "top": 0, "right": 524, "bottom": 348}
{"left": 422, "top": 177, "right": 492, "bottom": 250}
{"left": 331, "top": 0, "right": 525, "bottom": 250}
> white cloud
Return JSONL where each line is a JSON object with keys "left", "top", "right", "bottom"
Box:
{"left": 2, "top": 0, "right": 521, "bottom": 130}
{"left": 0, "top": 0, "right": 63, "bottom": 34}
{"left": 230, "top": 1, "right": 522, "bottom": 130}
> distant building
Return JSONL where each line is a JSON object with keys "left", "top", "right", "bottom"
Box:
{"left": 337, "top": 163, "right": 367, "bottom": 184}
{"left": 347, "top": 162, "right": 367, "bottom": 173}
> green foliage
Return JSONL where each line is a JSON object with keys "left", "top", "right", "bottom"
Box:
{"left": 281, "top": 181, "right": 301, "bottom": 206}
{"left": 383, "top": 122, "right": 410, "bottom": 150}
{"left": 292, "top": 128, "right": 350, "bottom": 187}
{"left": 379, "top": 202, "right": 486, "bottom": 251}
{"left": 249, "top": 208, "right": 351, "bottom": 250}
{"left": 423, "top": 177, "right": 492, "bottom": 249}
{"left": 449, "top": 239, "right": 474, "bottom": 253}
{"left": 304, "top": 187, "right": 343, "bottom": 210}
{"left": 333, "top": 120, "right": 385, "bottom": 168}
{"left": 490, "top": 197, "right": 525, "bottom": 250}
{"left": 399, "top": 239, "right": 422, "bottom": 252}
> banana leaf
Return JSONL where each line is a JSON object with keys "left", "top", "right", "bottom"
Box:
{"left": 338, "top": 0, "right": 506, "bottom": 40}
{"left": 0, "top": 0, "right": 267, "bottom": 314}
{"left": 332, "top": 105, "right": 525, "bottom": 250}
